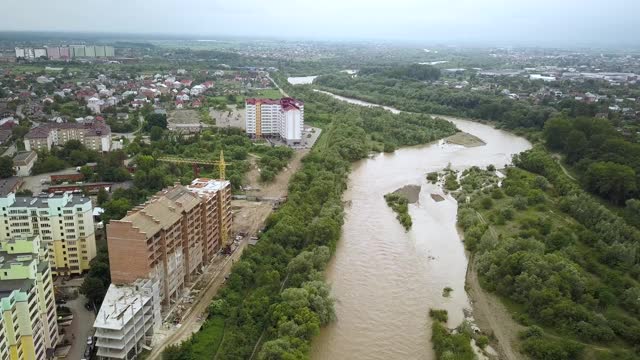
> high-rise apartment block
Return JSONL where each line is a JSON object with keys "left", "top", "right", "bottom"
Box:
{"left": 0, "top": 192, "right": 98, "bottom": 276}
{"left": 0, "top": 234, "right": 58, "bottom": 359}
{"left": 245, "top": 98, "right": 304, "bottom": 144}
{"left": 95, "top": 179, "right": 232, "bottom": 359}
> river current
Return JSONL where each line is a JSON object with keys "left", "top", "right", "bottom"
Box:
{"left": 309, "top": 92, "right": 531, "bottom": 360}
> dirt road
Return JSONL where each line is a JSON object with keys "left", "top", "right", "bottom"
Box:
{"left": 245, "top": 149, "right": 308, "bottom": 198}
{"left": 466, "top": 256, "right": 525, "bottom": 360}
{"left": 146, "top": 240, "right": 248, "bottom": 359}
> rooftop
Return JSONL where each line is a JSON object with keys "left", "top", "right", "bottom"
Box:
{"left": 0, "top": 278, "right": 33, "bottom": 299}
{"left": 0, "top": 177, "right": 23, "bottom": 196}
{"left": 8, "top": 192, "right": 91, "bottom": 209}
{"left": 94, "top": 284, "right": 151, "bottom": 330}
{"left": 25, "top": 119, "right": 111, "bottom": 139}
{"left": 245, "top": 97, "right": 304, "bottom": 108}
{"left": 13, "top": 151, "right": 36, "bottom": 165}
{"left": 187, "top": 178, "right": 230, "bottom": 194}
{"left": 115, "top": 185, "right": 202, "bottom": 236}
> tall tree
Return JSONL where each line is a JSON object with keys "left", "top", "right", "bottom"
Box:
{"left": 0, "top": 157, "right": 14, "bottom": 178}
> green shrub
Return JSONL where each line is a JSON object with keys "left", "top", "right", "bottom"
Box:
{"left": 429, "top": 309, "right": 449, "bottom": 323}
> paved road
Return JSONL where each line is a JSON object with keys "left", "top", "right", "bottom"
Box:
{"left": 112, "top": 115, "right": 144, "bottom": 141}
{"left": 65, "top": 294, "right": 96, "bottom": 360}
{"left": 146, "top": 240, "right": 249, "bottom": 359}
{"left": 266, "top": 74, "right": 289, "bottom": 97}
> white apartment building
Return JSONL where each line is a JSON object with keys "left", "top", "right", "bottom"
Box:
{"left": 245, "top": 98, "right": 304, "bottom": 144}
{"left": 0, "top": 192, "right": 98, "bottom": 276}
{"left": 93, "top": 279, "right": 161, "bottom": 360}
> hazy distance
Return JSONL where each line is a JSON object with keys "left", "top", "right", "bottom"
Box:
{"left": 2, "top": 0, "right": 639, "bottom": 47}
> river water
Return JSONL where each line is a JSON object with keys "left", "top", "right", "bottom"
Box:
{"left": 310, "top": 92, "right": 531, "bottom": 360}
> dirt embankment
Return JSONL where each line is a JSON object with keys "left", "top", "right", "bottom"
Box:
{"left": 245, "top": 149, "right": 309, "bottom": 198}
{"left": 466, "top": 255, "right": 526, "bottom": 360}
{"left": 392, "top": 184, "right": 421, "bottom": 203}
{"left": 446, "top": 132, "right": 487, "bottom": 147}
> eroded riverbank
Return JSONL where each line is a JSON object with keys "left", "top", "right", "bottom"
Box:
{"left": 310, "top": 92, "right": 531, "bottom": 360}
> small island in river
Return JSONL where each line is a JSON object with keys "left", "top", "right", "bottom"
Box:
{"left": 384, "top": 185, "right": 420, "bottom": 230}
{"left": 445, "top": 132, "right": 486, "bottom": 147}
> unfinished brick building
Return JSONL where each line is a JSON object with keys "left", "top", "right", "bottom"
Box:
{"left": 106, "top": 178, "right": 232, "bottom": 306}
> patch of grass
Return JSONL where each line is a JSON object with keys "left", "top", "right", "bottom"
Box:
{"left": 252, "top": 88, "right": 283, "bottom": 98}
{"left": 442, "top": 286, "right": 453, "bottom": 297}
{"left": 429, "top": 309, "right": 449, "bottom": 323}
{"left": 191, "top": 315, "right": 225, "bottom": 358}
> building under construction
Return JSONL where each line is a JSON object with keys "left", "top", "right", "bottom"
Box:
{"left": 106, "top": 178, "right": 232, "bottom": 305}
{"left": 94, "top": 178, "right": 231, "bottom": 360}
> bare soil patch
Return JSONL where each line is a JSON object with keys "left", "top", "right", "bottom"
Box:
{"left": 446, "top": 132, "right": 486, "bottom": 147}
{"left": 244, "top": 149, "right": 308, "bottom": 198}
{"left": 466, "top": 255, "right": 525, "bottom": 360}
{"left": 392, "top": 184, "right": 421, "bottom": 203}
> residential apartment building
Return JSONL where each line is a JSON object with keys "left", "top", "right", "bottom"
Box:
{"left": 93, "top": 279, "right": 161, "bottom": 360}
{"left": 0, "top": 315, "right": 8, "bottom": 360}
{"left": 0, "top": 234, "right": 58, "bottom": 360}
{"left": 97, "top": 179, "right": 231, "bottom": 359}
{"left": 245, "top": 97, "right": 304, "bottom": 144}
{"left": 24, "top": 119, "right": 111, "bottom": 152}
{"left": 0, "top": 192, "right": 98, "bottom": 277}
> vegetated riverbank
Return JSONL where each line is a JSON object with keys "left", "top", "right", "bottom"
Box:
{"left": 452, "top": 151, "right": 640, "bottom": 360}
{"left": 162, "top": 81, "right": 457, "bottom": 359}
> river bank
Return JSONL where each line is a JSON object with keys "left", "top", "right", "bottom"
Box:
{"left": 466, "top": 254, "right": 525, "bottom": 360}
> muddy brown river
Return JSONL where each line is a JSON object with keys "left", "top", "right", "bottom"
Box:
{"left": 309, "top": 93, "right": 531, "bottom": 360}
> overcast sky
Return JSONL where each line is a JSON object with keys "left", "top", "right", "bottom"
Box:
{"left": 2, "top": 0, "right": 639, "bottom": 46}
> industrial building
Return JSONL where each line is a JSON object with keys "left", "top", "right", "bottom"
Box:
{"left": 245, "top": 97, "right": 304, "bottom": 144}
{"left": 24, "top": 119, "right": 111, "bottom": 152}
{"left": 95, "top": 179, "right": 232, "bottom": 359}
{"left": 0, "top": 234, "right": 58, "bottom": 359}
{"left": 0, "top": 192, "right": 98, "bottom": 276}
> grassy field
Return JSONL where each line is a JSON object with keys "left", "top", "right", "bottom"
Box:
{"left": 252, "top": 88, "right": 283, "bottom": 98}
{"left": 191, "top": 315, "right": 225, "bottom": 358}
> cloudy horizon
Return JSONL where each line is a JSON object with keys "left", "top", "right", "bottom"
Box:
{"left": 1, "top": 0, "right": 639, "bottom": 47}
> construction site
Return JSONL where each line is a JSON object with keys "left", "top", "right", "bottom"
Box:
{"left": 90, "top": 142, "right": 306, "bottom": 359}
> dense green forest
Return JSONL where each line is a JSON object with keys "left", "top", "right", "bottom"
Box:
{"left": 455, "top": 149, "right": 640, "bottom": 360}
{"left": 314, "top": 71, "right": 555, "bottom": 130}
{"left": 162, "top": 83, "right": 456, "bottom": 359}
{"left": 543, "top": 115, "right": 640, "bottom": 206}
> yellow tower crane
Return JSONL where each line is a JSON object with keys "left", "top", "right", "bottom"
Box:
{"left": 156, "top": 150, "right": 230, "bottom": 180}
{"left": 156, "top": 150, "right": 233, "bottom": 253}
